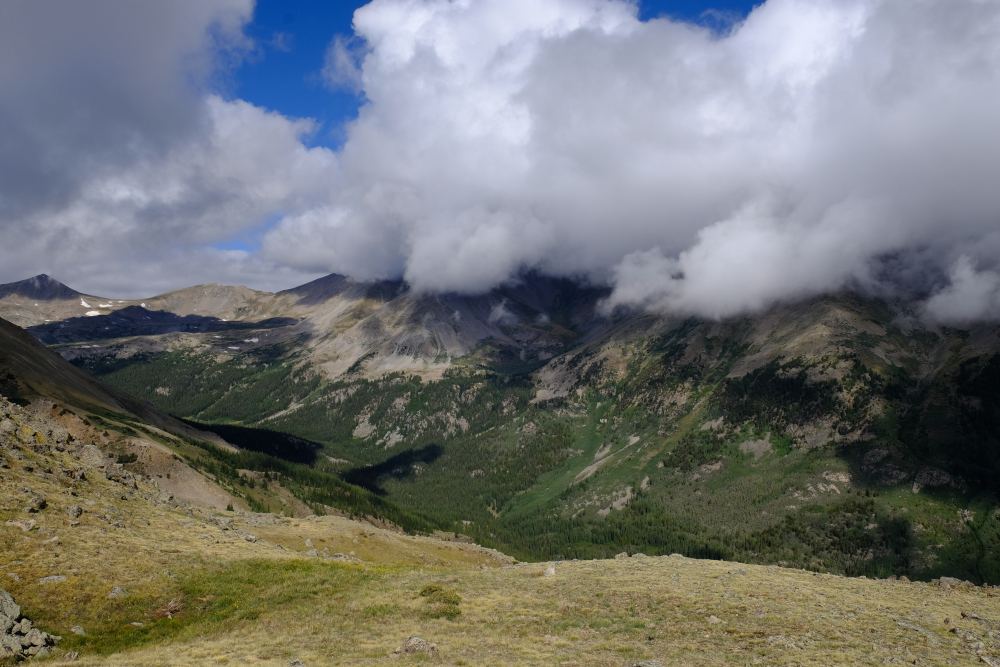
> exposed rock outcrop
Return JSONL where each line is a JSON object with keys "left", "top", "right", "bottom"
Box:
{"left": 0, "top": 589, "right": 59, "bottom": 659}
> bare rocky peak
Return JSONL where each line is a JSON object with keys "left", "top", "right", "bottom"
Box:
{"left": 0, "top": 274, "right": 81, "bottom": 301}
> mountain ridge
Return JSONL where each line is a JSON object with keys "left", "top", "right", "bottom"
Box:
{"left": 5, "top": 271, "right": 1000, "bottom": 581}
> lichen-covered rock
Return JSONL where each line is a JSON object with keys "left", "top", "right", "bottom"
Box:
{"left": 0, "top": 589, "right": 57, "bottom": 659}
{"left": 0, "top": 591, "right": 19, "bottom": 623}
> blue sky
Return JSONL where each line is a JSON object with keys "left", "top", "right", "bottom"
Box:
{"left": 234, "top": 0, "right": 760, "bottom": 150}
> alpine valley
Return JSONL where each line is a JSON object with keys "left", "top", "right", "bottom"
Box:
{"left": 3, "top": 271, "right": 1000, "bottom": 585}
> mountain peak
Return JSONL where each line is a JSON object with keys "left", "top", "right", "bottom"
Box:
{"left": 278, "top": 272, "right": 355, "bottom": 306}
{"left": 0, "top": 274, "right": 81, "bottom": 301}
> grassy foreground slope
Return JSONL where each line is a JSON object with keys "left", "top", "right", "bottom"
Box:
{"left": 4, "top": 395, "right": 1000, "bottom": 666}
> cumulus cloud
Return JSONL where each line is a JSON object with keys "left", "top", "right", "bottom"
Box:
{"left": 4, "top": 0, "right": 1000, "bottom": 321}
{"left": 0, "top": 0, "right": 335, "bottom": 296}
{"left": 261, "top": 0, "right": 1000, "bottom": 322}
{"left": 923, "top": 257, "right": 1000, "bottom": 324}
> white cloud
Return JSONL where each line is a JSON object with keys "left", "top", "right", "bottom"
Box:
{"left": 924, "top": 257, "right": 1000, "bottom": 324}
{"left": 262, "top": 0, "right": 1000, "bottom": 321}
{"left": 4, "top": 0, "right": 1000, "bottom": 322}
{"left": 0, "top": 0, "right": 335, "bottom": 296}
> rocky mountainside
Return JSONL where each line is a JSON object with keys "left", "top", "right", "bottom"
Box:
{"left": 0, "top": 309, "right": 438, "bottom": 530}
{"left": 5, "top": 272, "right": 1000, "bottom": 582}
{"left": 1, "top": 273, "right": 606, "bottom": 380}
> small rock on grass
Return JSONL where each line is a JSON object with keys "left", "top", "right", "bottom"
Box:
{"left": 708, "top": 615, "right": 723, "bottom": 625}
{"left": 392, "top": 635, "right": 438, "bottom": 655}
{"left": 64, "top": 651, "right": 79, "bottom": 661}
{"left": 543, "top": 564, "right": 556, "bottom": 577}
{"left": 626, "top": 661, "right": 666, "bottom": 667}
{"left": 288, "top": 660, "right": 306, "bottom": 666}
{"left": 5, "top": 519, "right": 35, "bottom": 532}
{"left": 108, "top": 586, "right": 128, "bottom": 599}
{"left": 70, "top": 626, "right": 84, "bottom": 636}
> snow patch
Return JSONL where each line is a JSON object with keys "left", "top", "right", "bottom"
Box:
{"left": 80, "top": 299, "right": 90, "bottom": 307}
{"left": 85, "top": 310, "right": 101, "bottom": 316}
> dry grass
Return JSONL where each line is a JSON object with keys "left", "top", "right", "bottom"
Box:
{"left": 60, "top": 554, "right": 1000, "bottom": 667}
{"left": 3, "top": 425, "right": 999, "bottom": 666}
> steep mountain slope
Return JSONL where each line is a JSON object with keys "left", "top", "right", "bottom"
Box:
{"left": 0, "top": 309, "right": 447, "bottom": 530}
{"left": 0, "top": 314, "right": 235, "bottom": 449}
{"left": 8, "top": 272, "right": 1000, "bottom": 581}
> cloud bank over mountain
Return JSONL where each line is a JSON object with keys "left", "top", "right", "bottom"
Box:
{"left": 2, "top": 0, "right": 1000, "bottom": 321}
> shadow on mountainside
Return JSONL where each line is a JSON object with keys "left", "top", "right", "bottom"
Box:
{"left": 342, "top": 445, "right": 444, "bottom": 496}
{"left": 181, "top": 420, "right": 323, "bottom": 466}
{"left": 28, "top": 306, "right": 298, "bottom": 344}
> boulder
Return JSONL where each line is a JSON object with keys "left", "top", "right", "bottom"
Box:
{"left": 77, "top": 445, "right": 106, "bottom": 467}
{"left": 0, "top": 636, "right": 22, "bottom": 653}
{"left": 5, "top": 519, "right": 35, "bottom": 532}
{"left": 0, "top": 590, "right": 20, "bottom": 621}
{"left": 392, "top": 635, "right": 438, "bottom": 655}
{"left": 23, "top": 628, "right": 45, "bottom": 647}
{"left": 104, "top": 463, "right": 137, "bottom": 489}
{"left": 0, "top": 590, "right": 57, "bottom": 659}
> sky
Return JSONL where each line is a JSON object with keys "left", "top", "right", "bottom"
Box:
{"left": 232, "top": 0, "right": 759, "bottom": 152}
{"left": 2, "top": 0, "right": 1000, "bottom": 323}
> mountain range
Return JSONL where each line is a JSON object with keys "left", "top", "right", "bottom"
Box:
{"left": 2, "top": 272, "right": 1000, "bottom": 582}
